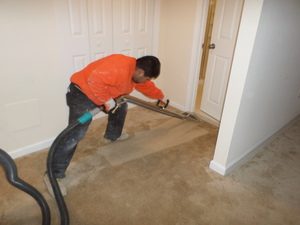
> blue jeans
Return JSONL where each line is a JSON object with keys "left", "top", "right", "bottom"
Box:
{"left": 52, "top": 83, "right": 128, "bottom": 178}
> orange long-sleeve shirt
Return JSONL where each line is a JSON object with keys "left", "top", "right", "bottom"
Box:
{"left": 70, "top": 54, "right": 164, "bottom": 106}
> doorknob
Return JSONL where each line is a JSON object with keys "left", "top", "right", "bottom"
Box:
{"left": 208, "top": 43, "right": 216, "bottom": 49}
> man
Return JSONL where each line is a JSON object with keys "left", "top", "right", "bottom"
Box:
{"left": 44, "top": 54, "right": 166, "bottom": 196}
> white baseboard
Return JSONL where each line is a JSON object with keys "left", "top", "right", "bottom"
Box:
{"left": 224, "top": 143, "right": 265, "bottom": 175}
{"left": 9, "top": 137, "right": 55, "bottom": 159}
{"left": 209, "top": 160, "right": 226, "bottom": 175}
{"left": 169, "top": 101, "right": 185, "bottom": 111}
{"left": 8, "top": 114, "right": 106, "bottom": 159}
{"left": 210, "top": 114, "right": 300, "bottom": 176}
{"left": 210, "top": 136, "right": 282, "bottom": 176}
{"left": 195, "top": 110, "right": 220, "bottom": 127}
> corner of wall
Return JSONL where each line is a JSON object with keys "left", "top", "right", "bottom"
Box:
{"left": 209, "top": 0, "right": 264, "bottom": 175}
{"left": 209, "top": 160, "right": 226, "bottom": 175}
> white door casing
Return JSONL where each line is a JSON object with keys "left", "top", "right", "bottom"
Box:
{"left": 200, "top": 0, "right": 244, "bottom": 121}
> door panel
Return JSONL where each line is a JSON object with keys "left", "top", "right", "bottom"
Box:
{"left": 209, "top": 56, "right": 228, "bottom": 104}
{"left": 68, "top": 0, "right": 90, "bottom": 71}
{"left": 113, "top": 0, "right": 154, "bottom": 57}
{"left": 54, "top": 0, "right": 156, "bottom": 77}
{"left": 87, "top": 0, "right": 113, "bottom": 61}
{"left": 112, "top": 0, "right": 135, "bottom": 56}
{"left": 54, "top": 0, "right": 90, "bottom": 75}
{"left": 55, "top": 0, "right": 113, "bottom": 74}
{"left": 200, "top": 0, "right": 243, "bottom": 121}
{"left": 134, "top": 0, "right": 154, "bottom": 57}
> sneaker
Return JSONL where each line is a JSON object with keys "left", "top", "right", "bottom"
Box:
{"left": 43, "top": 173, "right": 67, "bottom": 197}
{"left": 117, "top": 132, "right": 129, "bottom": 141}
{"left": 103, "top": 132, "right": 130, "bottom": 144}
{"left": 103, "top": 137, "right": 113, "bottom": 144}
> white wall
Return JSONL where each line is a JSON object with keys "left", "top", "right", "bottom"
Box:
{"left": 157, "top": 0, "right": 200, "bottom": 110}
{"left": 210, "top": 0, "right": 300, "bottom": 174}
{"left": 227, "top": 0, "right": 300, "bottom": 165}
{"left": 0, "top": 0, "right": 69, "bottom": 156}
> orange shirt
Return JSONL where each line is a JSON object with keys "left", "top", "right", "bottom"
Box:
{"left": 70, "top": 54, "right": 164, "bottom": 106}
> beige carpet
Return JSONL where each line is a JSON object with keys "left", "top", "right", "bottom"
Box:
{"left": 0, "top": 107, "right": 299, "bottom": 225}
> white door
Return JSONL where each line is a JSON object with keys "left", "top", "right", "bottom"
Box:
{"left": 200, "top": 0, "right": 244, "bottom": 121}
{"left": 54, "top": 0, "right": 156, "bottom": 79}
{"left": 112, "top": 0, "right": 155, "bottom": 57}
{"left": 87, "top": 0, "right": 113, "bottom": 61}
{"left": 54, "top": 0, "right": 113, "bottom": 77}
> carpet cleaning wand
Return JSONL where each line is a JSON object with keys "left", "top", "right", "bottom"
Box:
{"left": 116, "top": 95, "right": 201, "bottom": 122}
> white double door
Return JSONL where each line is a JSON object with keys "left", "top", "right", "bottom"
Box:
{"left": 54, "top": 0, "right": 156, "bottom": 74}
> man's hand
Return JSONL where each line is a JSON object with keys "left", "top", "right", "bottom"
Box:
{"left": 156, "top": 98, "right": 169, "bottom": 109}
{"left": 104, "top": 98, "right": 117, "bottom": 113}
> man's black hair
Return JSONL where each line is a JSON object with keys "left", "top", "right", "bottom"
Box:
{"left": 136, "top": 56, "right": 161, "bottom": 78}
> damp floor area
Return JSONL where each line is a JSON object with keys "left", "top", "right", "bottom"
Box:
{"left": 0, "top": 107, "right": 300, "bottom": 225}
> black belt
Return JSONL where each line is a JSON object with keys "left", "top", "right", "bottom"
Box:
{"left": 69, "top": 83, "right": 82, "bottom": 92}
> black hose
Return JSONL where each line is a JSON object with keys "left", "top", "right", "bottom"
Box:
{"left": 47, "top": 122, "right": 77, "bottom": 225}
{"left": 47, "top": 107, "right": 103, "bottom": 225}
{"left": 0, "top": 149, "right": 51, "bottom": 225}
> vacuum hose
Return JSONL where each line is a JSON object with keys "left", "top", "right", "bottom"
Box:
{"left": 47, "top": 107, "right": 103, "bottom": 225}
{"left": 0, "top": 148, "right": 51, "bottom": 225}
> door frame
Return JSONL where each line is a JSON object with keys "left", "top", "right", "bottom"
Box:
{"left": 185, "top": 0, "right": 210, "bottom": 112}
{"left": 185, "top": 0, "right": 209, "bottom": 111}
{"left": 194, "top": 0, "right": 220, "bottom": 126}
